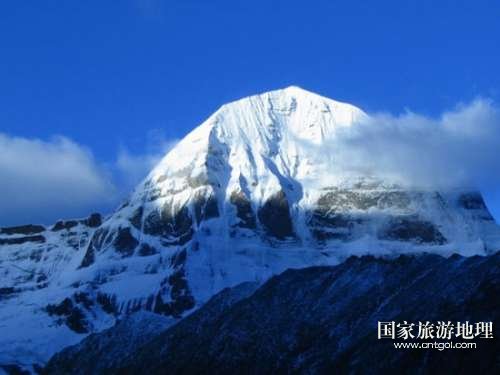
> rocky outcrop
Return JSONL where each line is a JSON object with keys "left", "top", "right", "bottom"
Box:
{"left": 137, "top": 243, "right": 156, "bottom": 256}
{"left": 79, "top": 228, "right": 111, "bottom": 268}
{"left": 315, "top": 188, "right": 411, "bottom": 212}
{"left": 0, "top": 235, "right": 46, "bottom": 245}
{"left": 230, "top": 190, "right": 256, "bottom": 229}
{"left": 0, "top": 224, "right": 45, "bottom": 235}
{"left": 258, "top": 190, "right": 294, "bottom": 239}
{"left": 129, "top": 208, "right": 144, "bottom": 230}
{"left": 193, "top": 193, "right": 219, "bottom": 224}
{"left": 44, "top": 283, "right": 259, "bottom": 375}
{"left": 143, "top": 204, "right": 194, "bottom": 246}
{"left": 52, "top": 220, "right": 79, "bottom": 232}
{"left": 380, "top": 216, "right": 447, "bottom": 244}
{"left": 152, "top": 275, "right": 195, "bottom": 317}
{"left": 113, "top": 228, "right": 139, "bottom": 257}
{"left": 52, "top": 214, "right": 102, "bottom": 232}
{"left": 45, "top": 298, "right": 89, "bottom": 334}
{"left": 458, "top": 192, "right": 489, "bottom": 210}
{"left": 379, "top": 217, "right": 446, "bottom": 245}
{"left": 82, "top": 213, "right": 102, "bottom": 228}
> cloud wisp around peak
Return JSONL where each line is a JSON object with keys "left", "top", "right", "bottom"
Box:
{"left": 0, "top": 98, "right": 499, "bottom": 226}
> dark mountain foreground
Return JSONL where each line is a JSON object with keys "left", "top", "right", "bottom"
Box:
{"left": 44, "top": 252, "right": 500, "bottom": 375}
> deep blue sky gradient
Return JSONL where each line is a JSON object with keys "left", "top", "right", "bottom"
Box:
{"left": 1, "top": 0, "right": 500, "bottom": 220}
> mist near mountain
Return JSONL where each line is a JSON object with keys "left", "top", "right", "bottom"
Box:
{"left": 0, "top": 133, "right": 175, "bottom": 226}
{"left": 1, "top": 92, "right": 498, "bottom": 226}
{"left": 330, "top": 98, "right": 500, "bottom": 190}
{"left": 0, "top": 134, "right": 115, "bottom": 226}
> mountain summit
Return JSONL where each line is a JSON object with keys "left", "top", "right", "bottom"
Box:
{"left": 1, "top": 87, "right": 499, "bottom": 369}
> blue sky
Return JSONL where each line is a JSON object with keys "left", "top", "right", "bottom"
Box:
{"left": 1, "top": 0, "right": 500, "bottom": 225}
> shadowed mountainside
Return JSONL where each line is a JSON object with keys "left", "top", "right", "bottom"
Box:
{"left": 45, "top": 252, "right": 500, "bottom": 375}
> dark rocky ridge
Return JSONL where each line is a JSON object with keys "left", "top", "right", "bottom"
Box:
{"left": 44, "top": 282, "right": 260, "bottom": 375}
{"left": 113, "top": 227, "right": 139, "bottom": 257}
{"left": 0, "top": 224, "right": 46, "bottom": 235}
{"left": 79, "top": 227, "right": 110, "bottom": 268}
{"left": 43, "top": 312, "right": 175, "bottom": 375}
{"left": 52, "top": 213, "right": 102, "bottom": 232}
{"left": 382, "top": 216, "right": 447, "bottom": 244}
{"left": 308, "top": 188, "right": 450, "bottom": 245}
{"left": 45, "top": 252, "right": 500, "bottom": 375}
{"left": 230, "top": 190, "right": 257, "bottom": 229}
{"left": 143, "top": 204, "right": 194, "bottom": 246}
{"left": 152, "top": 268, "right": 196, "bottom": 318}
{"left": 459, "top": 192, "right": 489, "bottom": 211}
{"left": 257, "top": 190, "right": 295, "bottom": 239}
{"left": 0, "top": 235, "right": 46, "bottom": 245}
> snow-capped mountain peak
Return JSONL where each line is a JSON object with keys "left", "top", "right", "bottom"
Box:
{"left": 1, "top": 87, "right": 499, "bottom": 370}
{"left": 83, "top": 86, "right": 499, "bottom": 316}
{"left": 142, "top": 87, "right": 368, "bottom": 219}
{"left": 150, "top": 85, "right": 366, "bottom": 177}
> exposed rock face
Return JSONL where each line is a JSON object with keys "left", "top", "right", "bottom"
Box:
{"left": 258, "top": 190, "right": 294, "bottom": 239}
{"left": 52, "top": 214, "right": 102, "bottom": 232}
{"left": 152, "top": 269, "right": 195, "bottom": 318}
{"left": 45, "top": 253, "right": 500, "bottom": 375}
{"left": 52, "top": 220, "right": 79, "bottom": 232}
{"left": 45, "top": 298, "right": 89, "bottom": 334}
{"left": 230, "top": 190, "right": 256, "bottom": 229}
{"left": 82, "top": 213, "right": 102, "bottom": 228}
{"left": 137, "top": 243, "right": 156, "bottom": 256}
{"left": 381, "top": 216, "right": 446, "bottom": 244}
{"left": 129, "top": 207, "right": 143, "bottom": 230}
{"left": 113, "top": 228, "right": 139, "bottom": 257}
{"left": 459, "top": 192, "right": 489, "bottom": 210}
{"left": 79, "top": 227, "right": 110, "bottom": 268}
{"left": 0, "top": 235, "right": 46, "bottom": 245}
{"left": 193, "top": 193, "right": 219, "bottom": 224}
{"left": 143, "top": 204, "right": 194, "bottom": 246}
{"left": 307, "top": 187, "right": 451, "bottom": 245}
{"left": 316, "top": 188, "right": 411, "bottom": 211}
{"left": 44, "top": 283, "right": 259, "bottom": 375}
{"left": 309, "top": 192, "right": 362, "bottom": 242}
{"left": 0, "top": 224, "right": 45, "bottom": 235}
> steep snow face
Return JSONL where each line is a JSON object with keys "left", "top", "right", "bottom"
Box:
{"left": 1, "top": 87, "right": 500, "bottom": 369}
{"left": 145, "top": 85, "right": 367, "bottom": 207}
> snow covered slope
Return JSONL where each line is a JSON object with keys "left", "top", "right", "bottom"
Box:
{"left": 0, "top": 215, "right": 105, "bottom": 370}
{"left": 1, "top": 86, "right": 499, "bottom": 369}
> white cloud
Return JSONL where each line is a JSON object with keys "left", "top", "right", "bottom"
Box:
{"left": 330, "top": 98, "right": 500, "bottom": 189}
{"left": 114, "top": 136, "right": 178, "bottom": 192}
{"left": 0, "top": 134, "right": 116, "bottom": 226}
{"left": 0, "top": 131, "right": 179, "bottom": 227}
